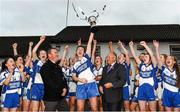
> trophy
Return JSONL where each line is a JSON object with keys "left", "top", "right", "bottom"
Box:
{"left": 72, "top": 1, "right": 107, "bottom": 27}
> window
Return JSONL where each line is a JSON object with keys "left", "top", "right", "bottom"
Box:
{"left": 82, "top": 45, "right": 101, "bottom": 56}
{"left": 94, "top": 46, "right": 101, "bottom": 56}
{"left": 170, "top": 45, "right": 180, "bottom": 64}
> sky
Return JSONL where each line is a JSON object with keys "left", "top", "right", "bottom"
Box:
{"left": 0, "top": 0, "right": 180, "bottom": 36}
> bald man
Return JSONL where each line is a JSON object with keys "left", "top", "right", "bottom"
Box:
{"left": 99, "top": 52, "right": 126, "bottom": 111}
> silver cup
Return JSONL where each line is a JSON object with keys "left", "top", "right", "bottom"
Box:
{"left": 88, "top": 16, "right": 97, "bottom": 27}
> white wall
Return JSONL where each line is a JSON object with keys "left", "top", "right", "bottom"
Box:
{"left": 56, "top": 42, "right": 174, "bottom": 62}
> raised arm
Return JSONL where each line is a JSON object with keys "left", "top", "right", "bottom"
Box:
{"left": 18, "top": 64, "right": 25, "bottom": 82}
{"left": 59, "top": 45, "right": 69, "bottom": 67}
{"left": 86, "top": 32, "right": 94, "bottom": 57}
{"left": 77, "top": 38, "right": 82, "bottom": 46}
{"left": 140, "top": 41, "right": 157, "bottom": 66}
{"left": 129, "top": 41, "right": 141, "bottom": 65}
{"left": 108, "top": 41, "right": 114, "bottom": 53}
{"left": 153, "top": 40, "right": 162, "bottom": 67}
{"left": 118, "top": 40, "right": 130, "bottom": 65}
{"left": 91, "top": 40, "right": 97, "bottom": 64}
{"left": 12, "top": 43, "right": 18, "bottom": 56}
{"left": 27, "top": 42, "right": 33, "bottom": 58}
{"left": 32, "top": 35, "right": 46, "bottom": 59}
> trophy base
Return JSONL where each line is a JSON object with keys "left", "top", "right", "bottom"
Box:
{"left": 88, "top": 16, "right": 97, "bottom": 27}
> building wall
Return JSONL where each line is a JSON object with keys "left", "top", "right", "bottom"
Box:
{"left": 55, "top": 42, "right": 177, "bottom": 61}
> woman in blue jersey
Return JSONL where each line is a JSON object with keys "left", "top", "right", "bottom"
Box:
{"left": 12, "top": 43, "right": 26, "bottom": 111}
{"left": 27, "top": 36, "right": 47, "bottom": 111}
{"left": 72, "top": 27, "right": 99, "bottom": 111}
{"left": 130, "top": 54, "right": 145, "bottom": 111}
{"left": 91, "top": 39, "right": 103, "bottom": 111}
{"left": 153, "top": 40, "right": 167, "bottom": 111}
{"left": 0, "top": 58, "right": 24, "bottom": 111}
{"left": 129, "top": 41, "right": 157, "bottom": 111}
{"left": 117, "top": 40, "right": 131, "bottom": 111}
{"left": 154, "top": 40, "right": 180, "bottom": 111}
{"left": 20, "top": 42, "right": 34, "bottom": 111}
{"left": 68, "top": 56, "right": 77, "bottom": 111}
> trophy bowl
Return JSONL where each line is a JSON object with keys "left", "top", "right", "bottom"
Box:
{"left": 88, "top": 16, "right": 97, "bottom": 27}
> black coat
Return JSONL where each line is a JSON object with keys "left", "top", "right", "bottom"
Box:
{"left": 99, "top": 62, "right": 126, "bottom": 103}
{"left": 40, "top": 60, "right": 68, "bottom": 101}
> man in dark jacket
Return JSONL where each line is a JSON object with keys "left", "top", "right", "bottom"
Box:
{"left": 99, "top": 52, "right": 126, "bottom": 111}
{"left": 40, "top": 48, "right": 68, "bottom": 111}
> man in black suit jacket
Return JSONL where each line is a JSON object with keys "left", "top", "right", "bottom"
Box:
{"left": 99, "top": 52, "right": 126, "bottom": 111}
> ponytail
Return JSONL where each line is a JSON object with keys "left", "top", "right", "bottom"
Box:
{"left": 1, "top": 59, "right": 8, "bottom": 72}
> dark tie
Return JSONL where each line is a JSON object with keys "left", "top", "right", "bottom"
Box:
{"left": 107, "top": 65, "right": 112, "bottom": 73}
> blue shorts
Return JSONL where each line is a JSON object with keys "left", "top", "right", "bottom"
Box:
{"left": 2, "top": 92, "right": 19, "bottom": 108}
{"left": 123, "top": 86, "right": 130, "bottom": 100}
{"left": 66, "top": 92, "right": 76, "bottom": 98}
{"left": 162, "top": 89, "right": 180, "bottom": 108}
{"left": 27, "top": 84, "right": 44, "bottom": 101}
{"left": 131, "top": 96, "right": 138, "bottom": 103}
{"left": 76, "top": 82, "right": 99, "bottom": 100}
{"left": 68, "top": 92, "right": 76, "bottom": 97}
{"left": 137, "top": 83, "right": 156, "bottom": 101}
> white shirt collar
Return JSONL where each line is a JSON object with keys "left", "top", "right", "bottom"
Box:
{"left": 111, "top": 61, "right": 116, "bottom": 67}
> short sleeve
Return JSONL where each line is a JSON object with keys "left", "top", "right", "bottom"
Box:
{"left": 138, "top": 61, "right": 143, "bottom": 69}
{"left": 160, "top": 65, "right": 166, "bottom": 72}
{"left": 84, "top": 53, "right": 91, "bottom": 60}
{"left": 72, "top": 66, "right": 77, "bottom": 75}
{"left": 0, "top": 72, "right": 8, "bottom": 85}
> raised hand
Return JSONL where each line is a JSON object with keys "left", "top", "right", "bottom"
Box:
{"left": 90, "top": 26, "right": 98, "bottom": 33}
{"left": 153, "top": 40, "right": 159, "bottom": 48}
{"left": 40, "top": 35, "right": 46, "bottom": 42}
{"left": 109, "top": 41, "right": 113, "bottom": 46}
{"left": 140, "top": 41, "right": 147, "bottom": 47}
{"left": 64, "top": 45, "right": 69, "bottom": 50}
{"left": 117, "top": 40, "right": 123, "bottom": 47}
{"left": 29, "top": 42, "right": 33, "bottom": 47}
{"left": 78, "top": 38, "right": 81, "bottom": 46}
{"left": 12, "top": 43, "right": 18, "bottom": 49}
{"left": 129, "top": 41, "right": 134, "bottom": 47}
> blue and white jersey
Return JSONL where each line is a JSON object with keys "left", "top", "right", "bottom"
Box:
{"left": 161, "top": 66, "right": 179, "bottom": 92}
{"left": 25, "top": 60, "right": 44, "bottom": 90}
{"left": 93, "top": 66, "right": 103, "bottom": 84}
{"left": 157, "top": 69, "right": 163, "bottom": 83}
{"left": 122, "top": 63, "right": 131, "bottom": 87}
{"left": 31, "top": 60, "right": 44, "bottom": 84}
{"left": 23, "top": 66, "right": 32, "bottom": 88}
{"left": 62, "top": 67, "right": 71, "bottom": 82}
{"left": 138, "top": 62, "right": 158, "bottom": 87}
{"left": 73, "top": 54, "right": 95, "bottom": 85}
{"left": 0, "top": 69, "right": 21, "bottom": 94}
{"left": 63, "top": 67, "right": 76, "bottom": 93}
{"left": 24, "top": 66, "right": 34, "bottom": 90}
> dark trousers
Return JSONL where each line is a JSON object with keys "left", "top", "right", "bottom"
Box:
{"left": 44, "top": 98, "right": 68, "bottom": 111}
{"left": 102, "top": 100, "right": 122, "bottom": 111}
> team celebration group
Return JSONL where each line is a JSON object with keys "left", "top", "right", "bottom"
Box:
{"left": 0, "top": 27, "right": 179, "bottom": 111}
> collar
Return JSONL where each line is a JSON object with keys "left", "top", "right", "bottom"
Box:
{"left": 110, "top": 61, "right": 116, "bottom": 67}
{"left": 47, "top": 59, "right": 56, "bottom": 66}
